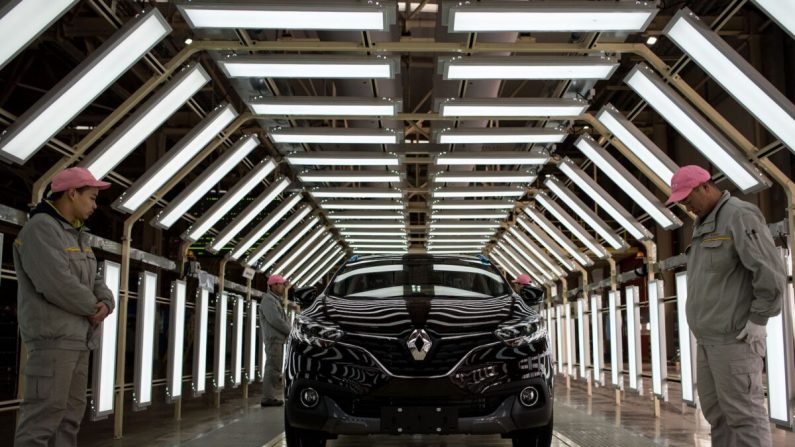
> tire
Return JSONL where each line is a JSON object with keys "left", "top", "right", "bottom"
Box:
{"left": 284, "top": 412, "right": 327, "bottom": 447}
{"left": 511, "top": 415, "right": 553, "bottom": 447}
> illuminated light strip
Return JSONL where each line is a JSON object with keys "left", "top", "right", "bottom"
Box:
{"left": 608, "top": 290, "right": 623, "bottom": 390}
{"left": 228, "top": 194, "right": 303, "bottom": 260}
{"left": 522, "top": 206, "right": 592, "bottom": 266}
{"left": 626, "top": 285, "right": 643, "bottom": 393}
{"left": 675, "top": 272, "right": 696, "bottom": 405}
{"left": 508, "top": 226, "right": 565, "bottom": 277}
{"left": 193, "top": 288, "right": 209, "bottom": 396}
{"left": 577, "top": 298, "right": 590, "bottom": 381}
{"left": 214, "top": 292, "right": 228, "bottom": 391}
{"left": 648, "top": 279, "right": 668, "bottom": 400}
{"left": 515, "top": 218, "right": 577, "bottom": 272}
{"left": 282, "top": 234, "right": 333, "bottom": 279}
{"left": 91, "top": 260, "right": 120, "bottom": 419}
{"left": 166, "top": 280, "right": 186, "bottom": 402}
{"left": 290, "top": 241, "right": 338, "bottom": 285}
{"left": 134, "top": 271, "right": 158, "bottom": 409}
{"left": 534, "top": 191, "right": 609, "bottom": 259}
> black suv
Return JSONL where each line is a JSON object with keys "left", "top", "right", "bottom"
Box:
{"left": 284, "top": 254, "right": 553, "bottom": 447}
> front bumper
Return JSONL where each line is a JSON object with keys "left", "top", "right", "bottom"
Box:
{"left": 286, "top": 378, "right": 553, "bottom": 436}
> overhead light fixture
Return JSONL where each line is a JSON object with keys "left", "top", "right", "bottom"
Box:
{"left": 436, "top": 128, "right": 566, "bottom": 145}
{"left": 665, "top": 8, "right": 795, "bottom": 157}
{"left": 326, "top": 211, "right": 404, "bottom": 220}
{"left": 192, "top": 288, "right": 209, "bottom": 396}
{"left": 507, "top": 226, "right": 565, "bottom": 277}
{"left": 113, "top": 104, "right": 238, "bottom": 214}
{"left": 428, "top": 249, "right": 482, "bottom": 255}
{"left": 184, "top": 37, "right": 193, "bottom": 45}
{"left": 311, "top": 187, "right": 401, "bottom": 199}
{"left": 341, "top": 230, "right": 406, "bottom": 237}
{"left": 178, "top": 1, "right": 395, "bottom": 31}
{"left": 534, "top": 191, "right": 609, "bottom": 259}
{"left": 751, "top": 0, "right": 795, "bottom": 39}
{"left": 648, "top": 279, "right": 668, "bottom": 400}
{"left": 344, "top": 238, "right": 406, "bottom": 244}
{"left": 166, "top": 280, "right": 187, "bottom": 403}
{"left": 495, "top": 243, "right": 546, "bottom": 283}
{"left": 290, "top": 241, "right": 338, "bottom": 284}
{"left": 522, "top": 205, "right": 593, "bottom": 267}
{"left": 183, "top": 159, "right": 277, "bottom": 242}
{"left": 432, "top": 199, "right": 515, "bottom": 210}
{"left": 336, "top": 221, "right": 405, "bottom": 229}
{"left": 430, "top": 223, "right": 500, "bottom": 230}
{"left": 427, "top": 244, "right": 483, "bottom": 250}
{"left": 320, "top": 200, "right": 403, "bottom": 210}
{"left": 231, "top": 296, "right": 244, "bottom": 387}
{"left": 258, "top": 218, "right": 323, "bottom": 272}
{"left": 430, "top": 229, "right": 495, "bottom": 237}
{"left": 82, "top": 64, "right": 211, "bottom": 179}
{"left": 213, "top": 292, "right": 228, "bottom": 391}
{"left": 151, "top": 135, "right": 259, "bottom": 230}
{"left": 249, "top": 96, "right": 400, "bottom": 116}
{"left": 91, "top": 260, "right": 120, "bottom": 419}
{"left": 646, "top": 36, "right": 658, "bottom": 45}
{"left": 243, "top": 206, "right": 312, "bottom": 264}
{"left": 0, "top": 8, "right": 171, "bottom": 164}
{"left": 434, "top": 171, "right": 537, "bottom": 183}
{"left": 624, "top": 63, "right": 770, "bottom": 193}
{"left": 436, "top": 151, "right": 549, "bottom": 165}
{"left": 302, "top": 251, "right": 346, "bottom": 288}
{"left": 432, "top": 186, "right": 525, "bottom": 199}
{"left": 625, "top": 285, "right": 643, "bottom": 392}
{"left": 428, "top": 237, "right": 489, "bottom": 244}
{"left": 287, "top": 151, "right": 398, "bottom": 166}
{"left": 295, "top": 247, "right": 344, "bottom": 287}
{"left": 574, "top": 135, "right": 682, "bottom": 230}
{"left": 208, "top": 177, "right": 291, "bottom": 253}
{"left": 281, "top": 234, "right": 334, "bottom": 279}
{"left": 446, "top": 1, "right": 658, "bottom": 32}
{"left": 500, "top": 236, "right": 555, "bottom": 282}
{"left": 219, "top": 55, "right": 399, "bottom": 79}
{"left": 489, "top": 250, "right": 521, "bottom": 279}
{"left": 134, "top": 271, "right": 158, "bottom": 409}
{"left": 228, "top": 194, "right": 304, "bottom": 259}
{"left": 544, "top": 176, "right": 626, "bottom": 251}
{"left": 269, "top": 127, "right": 401, "bottom": 144}
{"left": 439, "top": 98, "right": 588, "bottom": 117}
{"left": 432, "top": 211, "right": 508, "bottom": 220}
{"left": 595, "top": 104, "right": 679, "bottom": 185}
{"left": 299, "top": 169, "right": 400, "bottom": 183}
{"left": 558, "top": 157, "right": 653, "bottom": 241}
{"left": 516, "top": 217, "right": 577, "bottom": 272}
{"left": 440, "top": 56, "right": 619, "bottom": 80}
{"left": 0, "top": 0, "right": 79, "bottom": 70}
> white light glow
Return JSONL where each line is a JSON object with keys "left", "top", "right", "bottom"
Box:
{"left": 626, "top": 286, "right": 642, "bottom": 393}
{"left": 577, "top": 298, "right": 590, "bottom": 381}
{"left": 220, "top": 57, "right": 394, "bottom": 79}
{"left": 232, "top": 296, "right": 244, "bottom": 387}
{"left": 244, "top": 207, "right": 312, "bottom": 264}
{"left": 648, "top": 279, "right": 668, "bottom": 400}
{"left": 312, "top": 188, "right": 401, "bottom": 199}
{"left": 92, "top": 260, "right": 120, "bottom": 419}
{"left": 327, "top": 211, "right": 404, "bottom": 220}
{"left": 534, "top": 192, "right": 609, "bottom": 259}
{"left": 302, "top": 251, "right": 345, "bottom": 288}
{"left": 288, "top": 152, "right": 398, "bottom": 166}
{"left": 608, "top": 290, "right": 623, "bottom": 389}
{"left": 566, "top": 301, "right": 574, "bottom": 378}
{"left": 272, "top": 128, "right": 399, "bottom": 144}
{"left": 432, "top": 187, "right": 525, "bottom": 198}
{"left": 321, "top": 200, "right": 403, "bottom": 210}
{"left": 516, "top": 218, "right": 576, "bottom": 271}
{"left": 291, "top": 243, "right": 338, "bottom": 285}
{"left": 508, "top": 227, "right": 564, "bottom": 276}
{"left": 179, "top": 5, "right": 389, "bottom": 30}
{"left": 555, "top": 305, "right": 564, "bottom": 374}
{"left": 766, "top": 247, "right": 794, "bottom": 427}
{"left": 440, "top": 99, "right": 587, "bottom": 117}
{"left": 167, "top": 280, "right": 186, "bottom": 402}
{"left": 437, "top": 131, "right": 566, "bottom": 145}
{"left": 523, "top": 206, "right": 592, "bottom": 266}
{"left": 284, "top": 234, "right": 333, "bottom": 279}
{"left": 0, "top": 0, "right": 78, "bottom": 69}
{"left": 443, "top": 57, "right": 618, "bottom": 80}
{"left": 590, "top": 294, "right": 604, "bottom": 385}
{"left": 247, "top": 301, "right": 257, "bottom": 384}
{"left": 675, "top": 272, "right": 695, "bottom": 405}
{"left": 134, "top": 271, "right": 158, "bottom": 408}
{"left": 228, "top": 193, "right": 302, "bottom": 259}
{"left": 752, "top": 0, "right": 795, "bottom": 39}
{"left": 258, "top": 219, "right": 322, "bottom": 272}
{"left": 435, "top": 171, "right": 536, "bottom": 183}
{"left": 214, "top": 292, "right": 228, "bottom": 391}
{"left": 502, "top": 235, "right": 555, "bottom": 282}
{"left": 300, "top": 171, "right": 400, "bottom": 183}
{"left": 193, "top": 289, "right": 209, "bottom": 396}
{"left": 250, "top": 98, "right": 397, "bottom": 116}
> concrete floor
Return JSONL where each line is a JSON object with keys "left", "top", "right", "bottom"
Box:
{"left": 77, "top": 377, "right": 795, "bottom": 447}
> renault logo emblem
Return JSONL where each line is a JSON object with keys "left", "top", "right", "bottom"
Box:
{"left": 407, "top": 329, "right": 432, "bottom": 361}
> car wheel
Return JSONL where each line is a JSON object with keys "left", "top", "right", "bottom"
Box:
{"left": 284, "top": 412, "right": 327, "bottom": 447}
{"left": 511, "top": 415, "right": 553, "bottom": 447}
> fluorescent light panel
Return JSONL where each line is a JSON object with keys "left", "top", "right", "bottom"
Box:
{"left": 507, "top": 226, "right": 564, "bottom": 277}
{"left": 649, "top": 279, "right": 668, "bottom": 399}
{"left": 300, "top": 249, "right": 345, "bottom": 288}
{"left": 558, "top": 157, "right": 653, "bottom": 241}
{"left": 134, "top": 271, "right": 158, "bottom": 408}
{"left": 337, "top": 222, "right": 405, "bottom": 229}
{"left": 214, "top": 292, "right": 228, "bottom": 391}
{"left": 220, "top": 55, "right": 397, "bottom": 79}
{"left": 82, "top": 64, "right": 211, "bottom": 179}
{"left": 229, "top": 195, "right": 304, "bottom": 259}
{"left": 432, "top": 211, "right": 507, "bottom": 220}
{"left": 231, "top": 296, "right": 244, "bottom": 386}
{"left": 152, "top": 135, "right": 259, "bottom": 229}
{"left": 574, "top": 135, "right": 682, "bottom": 229}
{"left": 665, "top": 7, "right": 795, "bottom": 156}
{"left": 447, "top": 1, "right": 658, "bottom": 32}
{"left": 209, "top": 178, "right": 291, "bottom": 253}
{"left": 608, "top": 290, "right": 623, "bottom": 388}
{"left": 283, "top": 234, "right": 333, "bottom": 279}
{"left": 590, "top": 294, "right": 604, "bottom": 385}
{"left": 534, "top": 191, "right": 609, "bottom": 259}
{"left": 249, "top": 97, "right": 399, "bottom": 116}
{"left": 259, "top": 219, "right": 322, "bottom": 272}
{"left": 247, "top": 301, "right": 258, "bottom": 383}
{"left": 433, "top": 199, "right": 515, "bottom": 210}
{"left": 0, "top": 9, "right": 171, "bottom": 164}
{"left": 577, "top": 298, "right": 590, "bottom": 380}
{"left": 437, "top": 128, "right": 566, "bottom": 145}
{"left": 327, "top": 211, "right": 404, "bottom": 220}
{"left": 432, "top": 186, "right": 525, "bottom": 198}
{"left": 675, "top": 272, "right": 696, "bottom": 405}
{"left": 766, "top": 247, "right": 794, "bottom": 427}
{"left": 291, "top": 243, "right": 339, "bottom": 284}
{"left": 185, "top": 159, "right": 276, "bottom": 242}
{"left": 113, "top": 104, "right": 238, "bottom": 214}
{"left": 243, "top": 205, "right": 311, "bottom": 263}
{"left": 341, "top": 230, "right": 406, "bottom": 237}
{"left": 430, "top": 229, "right": 495, "bottom": 237}
{"left": 313, "top": 187, "right": 401, "bottom": 199}
{"left": 516, "top": 217, "right": 576, "bottom": 271}
{"left": 439, "top": 98, "right": 588, "bottom": 117}
{"left": 441, "top": 56, "right": 619, "bottom": 80}
{"left": 270, "top": 127, "right": 400, "bottom": 144}
{"left": 500, "top": 236, "right": 554, "bottom": 281}
{"left": 178, "top": 2, "right": 393, "bottom": 31}
{"left": 304, "top": 252, "right": 347, "bottom": 288}
{"left": 299, "top": 170, "right": 400, "bottom": 183}
{"left": 166, "top": 280, "right": 186, "bottom": 402}
{"left": 321, "top": 200, "right": 403, "bottom": 210}
{"left": 91, "top": 260, "right": 120, "bottom": 419}
{"left": 436, "top": 151, "right": 549, "bottom": 165}
{"left": 489, "top": 250, "right": 521, "bottom": 279}
{"left": 522, "top": 206, "right": 592, "bottom": 266}
{"left": 288, "top": 151, "right": 398, "bottom": 166}
{"left": 434, "top": 171, "right": 536, "bottom": 183}
{"left": 0, "top": 0, "right": 79, "bottom": 70}
{"left": 624, "top": 63, "right": 769, "bottom": 193}
{"left": 626, "top": 286, "right": 643, "bottom": 392}
{"left": 752, "top": 0, "right": 795, "bottom": 39}
{"left": 596, "top": 104, "right": 678, "bottom": 185}
{"left": 193, "top": 289, "right": 209, "bottom": 396}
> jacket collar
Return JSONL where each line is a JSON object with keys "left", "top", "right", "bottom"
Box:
{"left": 693, "top": 191, "right": 731, "bottom": 237}
{"left": 30, "top": 201, "right": 86, "bottom": 231}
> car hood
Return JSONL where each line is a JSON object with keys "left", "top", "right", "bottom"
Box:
{"left": 314, "top": 295, "right": 518, "bottom": 336}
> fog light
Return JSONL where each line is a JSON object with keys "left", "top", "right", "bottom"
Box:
{"left": 300, "top": 387, "right": 320, "bottom": 408}
{"left": 519, "top": 386, "right": 540, "bottom": 407}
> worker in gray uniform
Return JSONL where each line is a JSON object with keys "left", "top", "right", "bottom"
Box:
{"left": 667, "top": 165, "right": 784, "bottom": 447}
{"left": 259, "top": 274, "right": 291, "bottom": 406}
{"left": 14, "top": 167, "right": 116, "bottom": 447}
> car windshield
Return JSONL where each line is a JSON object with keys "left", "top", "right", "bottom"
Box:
{"left": 329, "top": 256, "right": 511, "bottom": 299}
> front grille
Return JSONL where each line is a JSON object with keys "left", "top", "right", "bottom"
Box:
{"left": 346, "top": 333, "right": 498, "bottom": 376}
{"left": 336, "top": 395, "right": 504, "bottom": 418}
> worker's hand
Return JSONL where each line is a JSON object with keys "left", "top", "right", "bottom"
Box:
{"left": 736, "top": 320, "right": 766, "bottom": 356}
{"left": 89, "top": 302, "right": 110, "bottom": 328}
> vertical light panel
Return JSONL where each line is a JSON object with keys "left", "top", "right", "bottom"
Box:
{"left": 166, "top": 280, "right": 186, "bottom": 403}
{"left": 577, "top": 298, "right": 591, "bottom": 381}
{"left": 608, "top": 290, "right": 623, "bottom": 389}
{"left": 247, "top": 301, "right": 258, "bottom": 384}
{"left": 231, "top": 296, "right": 244, "bottom": 387}
{"left": 590, "top": 294, "right": 604, "bottom": 386}
{"left": 565, "top": 302, "right": 575, "bottom": 379}
{"left": 648, "top": 279, "right": 668, "bottom": 400}
{"left": 674, "top": 272, "right": 696, "bottom": 406}
{"left": 555, "top": 304, "right": 564, "bottom": 375}
{"left": 547, "top": 305, "right": 557, "bottom": 374}
{"left": 766, "top": 247, "right": 794, "bottom": 428}
{"left": 214, "top": 292, "right": 228, "bottom": 391}
{"left": 134, "top": 271, "right": 158, "bottom": 409}
{"left": 259, "top": 330, "right": 267, "bottom": 382}
{"left": 91, "top": 260, "right": 120, "bottom": 420}
{"left": 626, "top": 286, "right": 643, "bottom": 393}
{"left": 192, "top": 288, "right": 209, "bottom": 396}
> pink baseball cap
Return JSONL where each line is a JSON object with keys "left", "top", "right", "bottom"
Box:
{"left": 666, "top": 165, "right": 711, "bottom": 205}
{"left": 267, "top": 274, "right": 286, "bottom": 286}
{"left": 51, "top": 167, "right": 111, "bottom": 193}
{"left": 511, "top": 274, "right": 532, "bottom": 286}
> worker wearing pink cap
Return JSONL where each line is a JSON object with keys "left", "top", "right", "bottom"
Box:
{"left": 13, "top": 167, "right": 114, "bottom": 446}
{"left": 259, "top": 274, "right": 291, "bottom": 406}
{"left": 511, "top": 274, "right": 532, "bottom": 294}
{"left": 668, "top": 165, "right": 784, "bottom": 447}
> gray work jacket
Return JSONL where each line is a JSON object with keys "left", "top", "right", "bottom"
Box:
{"left": 259, "top": 291, "right": 291, "bottom": 344}
{"left": 13, "top": 202, "right": 115, "bottom": 351}
{"left": 685, "top": 191, "right": 785, "bottom": 344}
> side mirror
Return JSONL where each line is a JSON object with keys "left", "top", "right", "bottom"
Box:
{"left": 293, "top": 286, "right": 318, "bottom": 307}
{"left": 520, "top": 285, "right": 544, "bottom": 304}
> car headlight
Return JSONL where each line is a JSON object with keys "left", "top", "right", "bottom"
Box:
{"left": 291, "top": 316, "right": 344, "bottom": 347}
{"left": 494, "top": 318, "right": 545, "bottom": 347}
